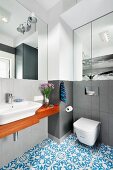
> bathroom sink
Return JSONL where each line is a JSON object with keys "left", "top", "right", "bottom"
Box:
{"left": 0, "top": 101, "right": 42, "bottom": 125}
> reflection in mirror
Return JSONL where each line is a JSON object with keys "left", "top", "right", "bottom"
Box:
{"left": 92, "top": 12, "right": 113, "bottom": 80}
{"left": 0, "top": 51, "right": 15, "bottom": 78}
{"left": 0, "top": 0, "right": 47, "bottom": 80}
{"left": 74, "top": 23, "right": 91, "bottom": 81}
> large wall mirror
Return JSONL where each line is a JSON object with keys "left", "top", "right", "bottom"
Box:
{"left": 74, "top": 12, "right": 113, "bottom": 81}
{"left": 92, "top": 12, "right": 113, "bottom": 80}
{"left": 74, "top": 23, "right": 91, "bottom": 81}
{"left": 0, "top": 0, "right": 48, "bottom": 80}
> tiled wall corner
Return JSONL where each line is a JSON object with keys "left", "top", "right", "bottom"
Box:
{"left": 48, "top": 80, "right": 73, "bottom": 139}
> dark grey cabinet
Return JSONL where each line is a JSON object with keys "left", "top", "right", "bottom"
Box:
{"left": 15, "top": 44, "right": 38, "bottom": 80}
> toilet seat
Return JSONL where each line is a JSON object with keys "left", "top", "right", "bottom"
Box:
{"left": 73, "top": 117, "right": 100, "bottom": 132}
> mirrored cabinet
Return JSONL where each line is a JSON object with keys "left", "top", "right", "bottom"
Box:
{"left": 74, "top": 12, "right": 113, "bottom": 81}
{"left": 0, "top": 0, "right": 48, "bottom": 80}
{"left": 74, "top": 23, "right": 91, "bottom": 81}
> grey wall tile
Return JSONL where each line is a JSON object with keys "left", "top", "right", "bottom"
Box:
{"left": 91, "top": 94, "right": 99, "bottom": 111}
{"left": 48, "top": 80, "right": 60, "bottom": 139}
{"left": 73, "top": 81, "right": 92, "bottom": 119}
{"left": 48, "top": 113, "right": 60, "bottom": 138}
{"left": 91, "top": 81, "right": 100, "bottom": 114}
{"left": 108, "top": 81, "right": 113, "bottom": 114}
{"left": 78, "top": 109, "right": 91, "bottom": 119}
{"left": 59, "top": 81, "right": 73, "bottom": 138}
{"left": 73, "top": 107, "right": 85, "bottom": 122}
{"left": 60, "top": 109, "right": 73, "bottom": 138}
{"left": 73, "top": 111, "right": 79, "bottom": 122}
{"left": 73, "top": 82, "right": 82, "bottom": 109}
{"left": 79, "top": 95, "right": 91, "bottom": 111}
{"left": 76, "top": 88, "right": 91, "bottom": 110}
{"left": 99, "top": 112, "right": 109, "bottom": 145}
{"left": 108, "top": 114, "right": 113, "bottom": 147}
{"left": 92, "top": 110, "right": 100, "bottom": 121}
{"left": 99, "top": 81, "right": 109, "bottom": 113}
{"left": 49, "top": 80, "right": 60, "bottom": 104}
{"left": 82, "top": 80, "right": 92, "bottom": 87}
{"left": 91, "top": 95, "right": 99, "bottom": 121}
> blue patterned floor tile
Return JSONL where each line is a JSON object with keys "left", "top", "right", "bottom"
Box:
{"left": 1, "top": 134, "right": 113, "bottom": 170}
{"left": 50, "top": 160, "right": 78, "bottom": 170}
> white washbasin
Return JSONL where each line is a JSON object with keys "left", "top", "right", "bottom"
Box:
{"left": 0, "top": 101, "right": 42, "bottom": 125}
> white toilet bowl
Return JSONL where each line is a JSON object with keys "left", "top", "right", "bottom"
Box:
{"left": 73, "top": 117, "right": 100, "bottom": 146}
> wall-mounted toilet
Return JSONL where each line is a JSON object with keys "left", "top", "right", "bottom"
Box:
{"left": 73, "top": 117, "right": 101, "bottom": 146}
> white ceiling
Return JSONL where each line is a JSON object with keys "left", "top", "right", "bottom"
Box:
{"left": 16, "top": 31, "right": 38, "bottom": 48}
{"left": 0, "top": 0, "right": 38, "bottom": 48}
{"left": 35, "top": 0, "right": 61, "bottom": 10}
{"left": 0, "top": 0, "right": 30, "bottom": 39}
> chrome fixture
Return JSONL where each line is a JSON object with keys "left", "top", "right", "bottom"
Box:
{"left": 17, "top": 24, "right": 26, "bottom": 34}
{"left": 13, "top": 132, "right": 18, "bottom": 141}
{"left": 6, "top": 93, "right": 14, "bottom": 104}
{"left": 85, "top": 87, "right": 96, "bottom": 96}
{"left": 85, "top": 87, "right": 99, "bottom": 96}
{"left": 28, "top": 12, "right": 37, "bottom": 23}
{"left": 17, "top": 12, "right": 37, "bottom": 34}
{"left": 25, "top": 20, "right": 31, "bottom": 32}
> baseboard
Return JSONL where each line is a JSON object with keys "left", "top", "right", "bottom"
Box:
{"left": 48, "top": 130, "right": 72, "bottom": 144}
{"left": 48, "top": 134, "right": 60, "bottom": 144}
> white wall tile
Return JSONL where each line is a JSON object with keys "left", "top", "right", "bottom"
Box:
{"left": 13, "top": 79, "right": 47, "bottom": 101}
{"left": 1, "top": 78, "right": 14, "bottom": 103}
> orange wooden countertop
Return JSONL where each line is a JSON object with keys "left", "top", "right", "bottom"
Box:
{"left": 0, "top": 104, "right": 59, "bottom": 139}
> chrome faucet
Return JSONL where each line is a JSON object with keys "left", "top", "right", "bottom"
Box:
{"left": 6, "top": 93, "right": 14, "bottom": 104}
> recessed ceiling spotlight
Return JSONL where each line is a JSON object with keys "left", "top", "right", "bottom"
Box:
{"left": 99, "top": 31, "right": 110, "bottom": 43}
{"left": 1, "top": 17, "right": 8, "bottom": 23}
{"left": 0, "top": 6, "right": 10, "bottom": 23}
